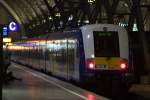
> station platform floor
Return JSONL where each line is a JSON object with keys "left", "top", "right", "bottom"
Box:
{"left": 3, "top": 63, "right": 109, "bottom": 100}
{"left": 129, "top": 84, "right": 150, "bottom": 99}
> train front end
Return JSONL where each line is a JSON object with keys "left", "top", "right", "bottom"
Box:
{"left": 80, "top": 24, "right": 132, "bottom": 84}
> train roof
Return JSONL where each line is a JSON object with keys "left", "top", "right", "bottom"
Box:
{"left": 15, "top": 24, "right": 127, "bottom": 43}
{"left": 80, "top": 24, "right": 125, "bottom": 30}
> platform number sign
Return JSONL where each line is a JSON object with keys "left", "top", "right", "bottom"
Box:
{"left": 0, "top": 22, "right": 19, "bottom": 37}
{"left": 9, "top": 21, "right": 19, "bottom": 32}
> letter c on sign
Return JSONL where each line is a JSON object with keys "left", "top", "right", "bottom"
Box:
{"left": 9, "top": 22, "right": 17, "bottom": 31}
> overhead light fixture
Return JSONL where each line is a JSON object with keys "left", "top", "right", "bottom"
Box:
{"left": 68, "top": 15, "right": 73, "bottom": 21}
{"left": 88, "top": 0, "right": 95, "bottom": 4}
{"left": 123, "top": 3, "right": 128, "bottom": 7}
{"left": 60, "top": 21, "right": 63, "bottom": 25}
{"left": 56, "top": 13, "right": 61, "bottom": 17}
{"left": 85, "top": 20, "right": 89, "bottom": 23}
{"left": 49, "top": 16, "right": 52, "bottom": 20}
{"left": 43, "top": 19, "right": 46, "bottom": 23}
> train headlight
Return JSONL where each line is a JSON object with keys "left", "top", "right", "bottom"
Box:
{"left": 120, "top": 59, "right": 128, "bottom": 69}
{"left": 120, "top": 63, "right": 126, "bottom": 69}
{"left": 89, "top": 63, "right": 95, "bottom": 69}
{"left": 86, "top": 59, "right": 95, "bottom": 70}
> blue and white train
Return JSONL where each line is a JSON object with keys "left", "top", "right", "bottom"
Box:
{"left": 9, "top": 24, "right": 132, "bottom": 85}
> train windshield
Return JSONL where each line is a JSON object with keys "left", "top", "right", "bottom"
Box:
{"left": 93, "top": 31, "right": 120, "bottom": 57}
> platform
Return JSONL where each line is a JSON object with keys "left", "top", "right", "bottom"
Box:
{"left": 3, "top": 63, "right": 109, "bottom": 100}
{"left": 129, "top": 84, "right": 150, "bottom": 99}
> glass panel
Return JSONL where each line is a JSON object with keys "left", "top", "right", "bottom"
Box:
{"left": 93, "top": 31, "right": 120, "bottom": 57}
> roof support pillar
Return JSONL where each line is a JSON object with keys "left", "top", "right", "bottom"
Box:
{"left": 129, "top": 0, "right": 150, "bottom": 83}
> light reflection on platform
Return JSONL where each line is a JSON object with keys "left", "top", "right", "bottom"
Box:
{"left": 3, "top": 63, "right": 109, "bottom": 100}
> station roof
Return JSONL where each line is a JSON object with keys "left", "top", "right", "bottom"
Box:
{"left": 0, "top": 0, "right": 150, "bottom": 38}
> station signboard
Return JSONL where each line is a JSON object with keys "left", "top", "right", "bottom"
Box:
{"left": 8, "top": 21, "right": 19, "bottom": 32}
{"left": 0, "top": 21, "right": 19, "bottom": 37}
{"left": 2, "top": 26, "right": 8, "bottom": 37}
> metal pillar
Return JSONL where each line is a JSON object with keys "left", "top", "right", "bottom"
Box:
{"left": 132, "top": 0, "right": 150, "bottom": 83}
{"left": 0, "top": 25, "right": 3, "bottom": 100}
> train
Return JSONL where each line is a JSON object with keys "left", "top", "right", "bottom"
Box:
{"left": 8, "top": 24, "right": 133, "bottom": 87}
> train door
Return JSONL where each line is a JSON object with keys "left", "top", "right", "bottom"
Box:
{"left": 40, "top": 41, "right": 47, "bottom": 72}
{"left": 67, "top": 39, "right": 74, "bottom": 80}
{"left": 74, "top": 40, "right": 80, "bottom": 81}
{"left": 61, "top": 40, "right": 68, "bottom": 79}
{"left": 67, "top": 39, "right": 80, "bottom": 81}
{"left": 32, "top": 45, "right": 36, "bottom": 68}
{"left": 36, "top": 42, "right": 41, "bottom": 70}
{"left": 50, "top": 39, "right": 68, "bottom": 78}
{"left": 46, "top": 40, "right": 53, "bottom": 73}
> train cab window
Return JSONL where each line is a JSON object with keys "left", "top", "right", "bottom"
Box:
{"left": 93, "top": 31, "right": 120, "bottom": 57}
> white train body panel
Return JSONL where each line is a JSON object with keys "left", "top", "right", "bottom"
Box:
{"left": 80, "top": 24, "right": 128, "bottom": 60}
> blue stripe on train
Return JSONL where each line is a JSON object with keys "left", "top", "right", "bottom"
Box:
{"left": 78, "top": 30, "right": 95, "bottom": 82}
{"left": 78, "top": 30, "right": 86, "bottom": 82}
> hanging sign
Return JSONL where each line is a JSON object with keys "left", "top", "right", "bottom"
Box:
{"left": 9, "top": 21, "right": 19, "bottom": 32}
{"left": 3, "top": 26, "right": 8, "bottom": 37}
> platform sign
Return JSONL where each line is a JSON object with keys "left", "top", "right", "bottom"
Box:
{"left": 2, "top": 26, "right": 8, "bottom": 37}
{"left": 0, "top": 25, "right": 8, "bottom": 37}
{"left": 9, "top": 21, "right": 19, "bottom": 32}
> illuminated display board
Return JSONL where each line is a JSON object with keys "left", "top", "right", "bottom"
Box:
{"left": 3, "top": 26, "right": 8, "bottom": 37}
{"left": 93, "top": 31, "right": 113, "bottom": 36}
{"left": 3, "top": 38, "right": 11, "bottom": 43}
{"left": 0, "top": 22, "right": 19, "bottom": 38}
{"left": 0, "top": 25, "right": 8, "bottom": 37}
